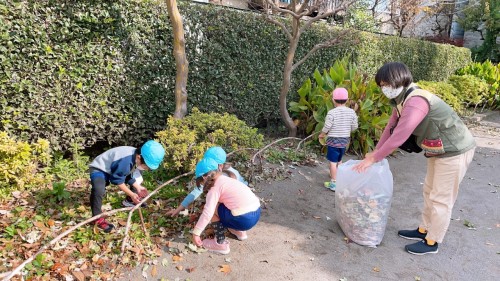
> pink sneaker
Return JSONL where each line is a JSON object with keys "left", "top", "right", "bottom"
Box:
{"left": 228, "top": 228, "right": 248, "bottom": 241}
{"left": 202, "top": 238, "right": 230, "bottom": 255}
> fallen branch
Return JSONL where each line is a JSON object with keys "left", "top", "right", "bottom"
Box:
{"left": 251, "top": 137, "right": 302, "bottom": 164}
{"left": 138, "top": 208, "right": 148, "bottom": 238}
{"left": 226, "top": 147, "right": 259, "bottom": 158}
{"left": 2, "top": 207, "right": 131, "bottom": 281}
{"left": 296, "top": 132, "right": 318, "bottom": 150}
{"left": 120, "top": 171, "right": 193, "bottom": 255}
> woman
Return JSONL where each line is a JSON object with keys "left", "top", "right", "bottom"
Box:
{"left": 353, "top": 62, "right": 475, "bottom": 255}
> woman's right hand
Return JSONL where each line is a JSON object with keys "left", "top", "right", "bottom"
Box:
{"left": 352, "top": 153, "right": 375, "bottom": 173}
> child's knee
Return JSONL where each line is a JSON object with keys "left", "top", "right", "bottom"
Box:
{"left": 91, "top": 178, "right": 106, "bottom": 196}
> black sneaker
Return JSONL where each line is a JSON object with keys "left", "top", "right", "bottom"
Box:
{"left": 95, "top": 218, "right": 114, "bottom": 233}
{"left": 405, "top": 240, "right": 438, "bottom": 255}
{"left": 398, "top": 228, "right": 427, "bottom": 240}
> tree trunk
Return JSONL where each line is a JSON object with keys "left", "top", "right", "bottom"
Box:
{"left": 166, "top": 0, "right": 188, "bottom": 119}
{"left": 280, "top": 37, "right": 299, "bottom": 137}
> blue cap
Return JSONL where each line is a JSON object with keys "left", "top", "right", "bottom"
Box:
{"left": 203, "top": 146, "right": 227, "bottom": 164}
{"left": 195, "top": 158, "right": 219, "bottom": 178}
{"left": 141, "top": 140, "right": 165, "bottom": 170}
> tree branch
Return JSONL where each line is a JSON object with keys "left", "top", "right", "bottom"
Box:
{"left": 120, "top": 171, "right": 193, "bottom": 255}
{"left": 2, "top": 207, "right": 132, "bottom": 281}
{"left": 297, "top": 0, "right": 311, "bottom": 14}
{"left": 300, "top": 0, "right": 356, "bottom": 33}
{"left": 296, "top": 132, "right": 319, "bottom": 150}
{"left": 251, "top": 137, "right": 302, "bottom": 164}
{"left": 292, "top": 29, "right": 353, "bottom": 71}
{"left": 264, "top": 0, "right": 300, "bottom": 18}
{"left": 263, "top": 13, "right": 293, "bottom": 41}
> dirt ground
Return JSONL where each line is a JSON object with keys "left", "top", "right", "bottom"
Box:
{"left": 119, "top": 112, "right": 500, "bottom": 281}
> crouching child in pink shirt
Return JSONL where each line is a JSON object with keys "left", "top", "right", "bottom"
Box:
{"left": 191, "top": 158, "right": 261, "bottom": 254}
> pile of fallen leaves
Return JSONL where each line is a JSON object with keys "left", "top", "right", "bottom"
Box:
{"left": 0, "top": 142, "right": 321, "bottom": 280}
{"left": 0, "top": 178, "right": 201, "bottom": 280}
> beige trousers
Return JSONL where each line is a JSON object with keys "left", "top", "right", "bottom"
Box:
{"left": 419, "top": 148, "right": 475, "bottom": 243}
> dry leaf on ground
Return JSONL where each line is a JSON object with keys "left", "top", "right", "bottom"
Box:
{"left": 219, "top": 264, "right": 231, "bottom": 274}
{"left": 72, "top": 271, "right": 85, "bottom": 281}
{"left": 151, "top": 265, "right": 157, "bottom": 277}
{"left": 172, "top": 255, "right": 183, "bottom": 262}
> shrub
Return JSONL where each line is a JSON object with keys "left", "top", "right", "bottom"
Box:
{"left": 456, "top": 60, "right": 500, "bottom": 109}
{"left": 290, "top": 58, "right": 392, "bottom": 156}
{"left": 417, "top": 81, "right": 463, "bottom": 113}
{"left": 0, "top": 1, "right": 471, "bottom": 149}
{"left": 448, "top": 75, "right": 490, "bottom": 108}
{"left": 50, "top": 143, "right": 90, "bottom": 183}
{"left": 155, "top": 108, "right": 263, "bottom": 172}
{"left": 0, "top": 131, "right": 52, "bottom": 191}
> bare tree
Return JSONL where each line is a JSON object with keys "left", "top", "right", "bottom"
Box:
{"left": 260, "top": 0, "right": 356, "bottom": 137}
{"left": 166, "top": 0, "right": 188, "bottom": 119}
{"left": 386, "top": 0, "right": 427, "bottom": 36}
{"left": 428, "top": 2, "right": 455, "bottom": 36}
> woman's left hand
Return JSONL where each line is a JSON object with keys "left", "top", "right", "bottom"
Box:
{"left": 353, "top": 153, "right": 376, "bottom": 173}
{"left": 192, "top": 234, "right": 202, "bottom": 247}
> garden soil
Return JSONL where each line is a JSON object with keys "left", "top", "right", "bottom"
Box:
{"left": 119, "top": 112, "right": 500, "bottom": 281}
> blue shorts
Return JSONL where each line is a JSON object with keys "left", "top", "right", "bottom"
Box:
{"left": 326, "top": 146, "right": 346, "bottom": 163}
{"left": 217, "top": 203, "right": 261, "bottom": 231}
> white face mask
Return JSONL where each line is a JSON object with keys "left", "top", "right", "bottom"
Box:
{"left": 381, "top": 86, "right": 403, "bottom": 99}
{"left": 137, "top": 165, "right": 147, "bottom": 171}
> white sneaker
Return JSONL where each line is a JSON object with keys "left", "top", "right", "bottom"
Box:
{"left": 228, "top": 228, "right": 248, "bottom": 240}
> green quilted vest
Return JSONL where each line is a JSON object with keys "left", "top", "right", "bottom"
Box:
{"left": 394, "top": 86, "right": 476, "bottom": 158}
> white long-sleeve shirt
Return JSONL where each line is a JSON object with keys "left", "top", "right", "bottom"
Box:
{"left": 321, "top": 106, "right": 358, "bottom": 137}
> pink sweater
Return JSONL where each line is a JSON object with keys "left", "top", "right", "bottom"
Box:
{"left": 193, "top": 176, "right": 260, "bottom": 236}
{"left": 373, "top": 96, "right": 430, "bottom": 162}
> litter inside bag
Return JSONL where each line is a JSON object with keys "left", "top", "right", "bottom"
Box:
{"left": 335, "top": 159, "right": 393, "bottom": 247}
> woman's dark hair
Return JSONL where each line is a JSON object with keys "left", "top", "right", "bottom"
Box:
{"left": 334, "top": 99, "right": 347, "bottom": 104}
{"left": 375, "top": 62, "right": 413, "bottom": 88}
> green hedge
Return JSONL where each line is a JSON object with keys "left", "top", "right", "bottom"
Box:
{"left": 0, "top": 1, "right": 471, "bottom": 150}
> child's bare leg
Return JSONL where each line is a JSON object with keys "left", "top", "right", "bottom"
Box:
{"left": 329, "top": 161, "right": 339, "bottom": 182}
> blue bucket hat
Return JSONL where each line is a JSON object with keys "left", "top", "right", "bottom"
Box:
{"left": 195, "top": 157, "right": 219, "bottom": 178}
{"left": 141, "top": 140, "right": 165, "bottom": 170}
{"left": 204, "top": 146, "right": 227, "bottom": 164}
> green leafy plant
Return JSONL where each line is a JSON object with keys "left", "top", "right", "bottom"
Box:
{"left": 448, "top": 74, "right": 490, "bottom": 108}
{"left": 156, "top": 108, "right": 264, "bottom": 172}
{"left": 0, "top": 131, "right": 52, "bottom": 193}
{"left": 50, "top": 182, "right": 70, "bottom": 202}
{"left": 289, "top": 58, "right": 391, "bottom": 156}
{"left": 3, "top": 225, "right": 16, "bottom": 239}
{"left": 456, "top": 60, "right": 500, "bottom": 109}
{"left": 417, "top": 81, "right": 463, "bottom": 113}
{"left": 50, "top": 143, "right": 89, "bottom": 183}
{"left": 25, "top": 254, "right": 53, "bottom": 277}
{"left": 265, "top": 148, "right": 305, "bottom": 164}
{"left": 1, "top": 1, "right": 471, "bottom": 149}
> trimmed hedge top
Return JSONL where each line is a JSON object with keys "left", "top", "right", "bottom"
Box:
{"left": 0, "top": 1, "right": 471, "bottom": 150}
